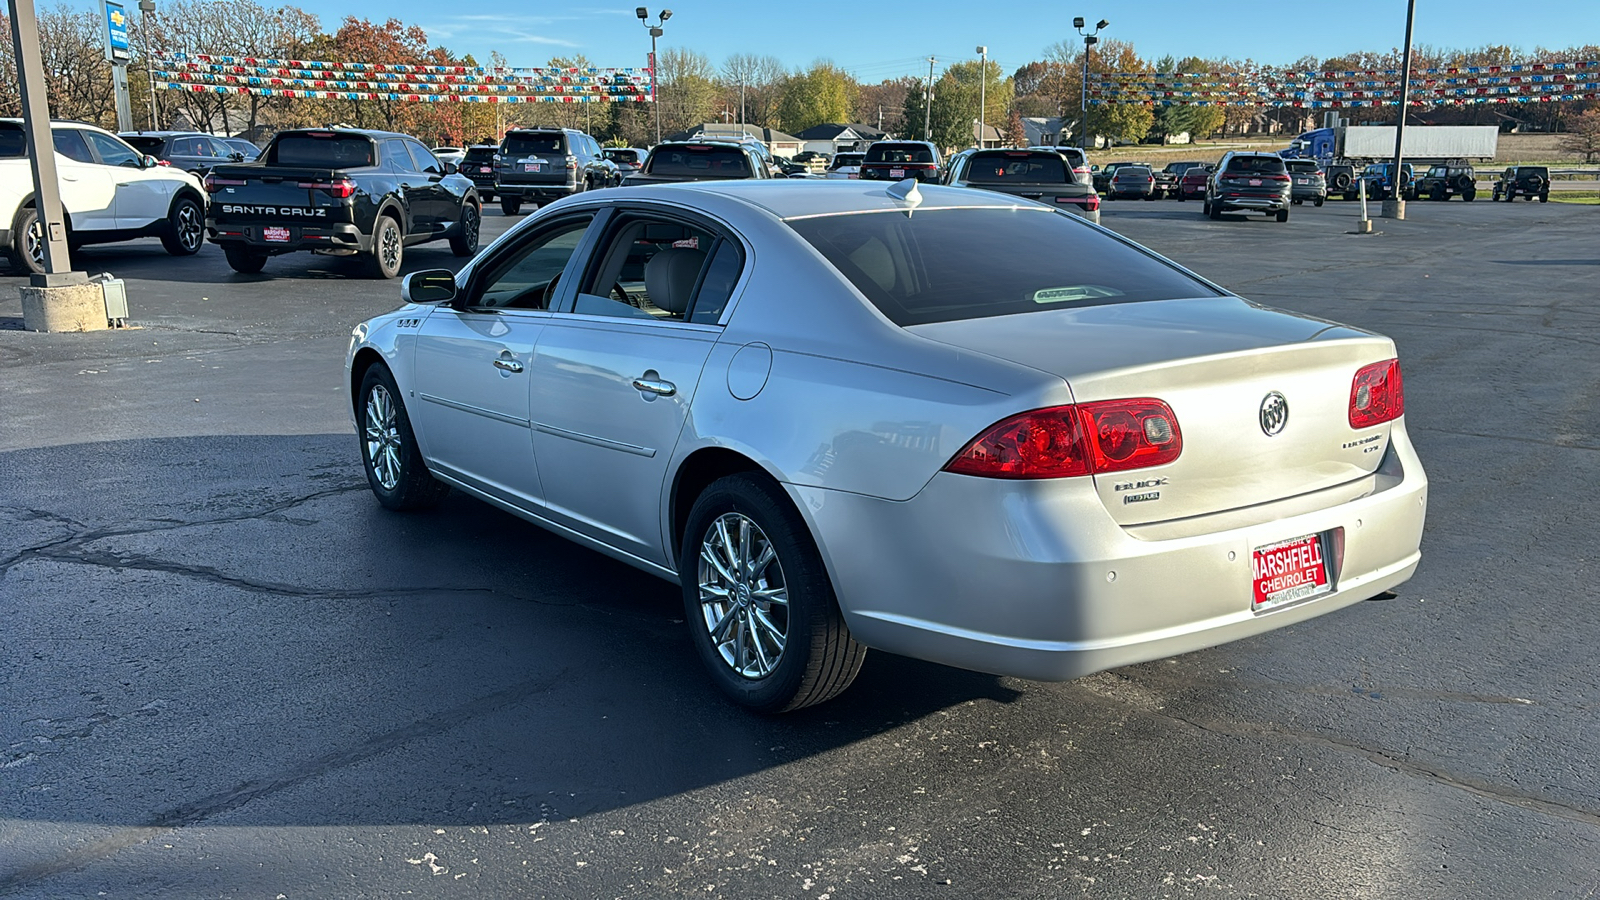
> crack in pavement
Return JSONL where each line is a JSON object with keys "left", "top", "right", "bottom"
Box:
{"left": 0, "top": 672, "right": 567, "bottom": 895}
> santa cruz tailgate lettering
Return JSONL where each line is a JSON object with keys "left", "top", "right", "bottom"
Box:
{"left": 219, "top": 205, "right": 327, "bottom": 217}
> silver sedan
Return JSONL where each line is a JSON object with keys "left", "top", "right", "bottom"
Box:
{"left": 345, "top": 180, "right": 1427, "bottom": 712}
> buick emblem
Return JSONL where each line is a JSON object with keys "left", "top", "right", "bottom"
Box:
{"left": 1259, "top": 392, "right": 1289, "bottom": 436}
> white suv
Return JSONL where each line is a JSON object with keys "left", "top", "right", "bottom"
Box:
{"left": 0, "top": 119, "right": 207, "bottom": 274}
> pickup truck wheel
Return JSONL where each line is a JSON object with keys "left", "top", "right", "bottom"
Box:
{"left": 160, "top": 196, "right": 205, "bottom": 256}
{"left": 449, "top": 204, "right": 479, "bottom": 257}
{"left": 223, "top": 244, "right": 266, "bottom": 274}
{"left": 365, "top": 215, "right": 403, "bottom": 279}
{"left": 12, "top": 207, "right": 55, "bottom": 275}
{"left": 500, "top": 197, "right": 522, "bottom": 216}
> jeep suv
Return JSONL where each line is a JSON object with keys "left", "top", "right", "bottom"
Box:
{"left": 1415, "top": 165, "right": 1477, "bottom": 202}
{"left": 858, "top": 141, "right": 941, "bottom": 182}
{"left": 1356, "top": 162, "right": 1416, "bottom": 201}
{"left": 1285, "top": 158, "right": 1327, "bottom": 206}
{"left": 1493, "top": 166, "right": 1549, "bottom": 202}
{"left": 493, "top": 127, "right": 609, "bottom": 215}
{"left": 1205, "top": 151, "right": 1292, "bottom": 222}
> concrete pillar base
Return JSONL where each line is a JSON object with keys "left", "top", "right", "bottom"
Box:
{"left": 1380, "top": 199, "right": 1406, "bottom": 220}
{"left": 20, "top": 282, "right": 106, "bottom": 332}
{"left": 1356, "top": 219, "right": 1374, "bottom": 234}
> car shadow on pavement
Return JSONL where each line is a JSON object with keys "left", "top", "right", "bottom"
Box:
{"left": 1, "top": 433, "right": 1022, "bottom": 838}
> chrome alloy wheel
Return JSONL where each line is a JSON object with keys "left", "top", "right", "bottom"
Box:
{"left": 462, "top": 206, "right": 479, "bottom": 246}
{"left": 364, "top": 383, "right": 403, "bottom": 491}
{"left": 24, "top": 216, "right": 44, "bottom": 268}
{"left": 697, "top": 512, "right": 789, "bottom": 680}
{"left": 176, "top": 202, "right": 202, "bottom": 251}
{"left": 379, "top": 221, "right": 401, "bottom": 272}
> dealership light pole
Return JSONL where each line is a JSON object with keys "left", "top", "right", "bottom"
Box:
{"left": 924, "top": 56, "right": 935, "bottom": 141}
{"left": 1382, "top": 0, "right": 1417, "bottom": 220}
{"left": 140, "top": 0, "right": 157, "bottom": 128}
{"left": 1074, "top": 17, "right": 1108, "bottom": 151}
{"left": 975, "top": 45, "right": 987, "bottom": 147}
{"left": 636, "top": 7, "right": 670, "bottom": 146}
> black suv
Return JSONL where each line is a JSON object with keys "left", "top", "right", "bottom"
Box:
{"left": 121, "top": 131, "right": 247, "bottom": 175}
{"left": 1205, "top": 151, "right": 1292, "bottom": 222}
{"left": 457, "top": 145, "right": 498, "bottom": 202}
{"left": 1415, "top": 165, "right": 1477, "bottom": 201}
{"left": 1285, "top": 158, "right": 1327, "bottom": 206}
{"left": 858, "top": 141, "right": 941, "bottom": 182}
{"left": 493, "top": 127, "right": 610, "bottom": 215}
{"left": 1323, "top": 163, "right": 1357, "bottom": 199}
{"left": 1493, "top": 166, "right": 1549, "bottom": 202}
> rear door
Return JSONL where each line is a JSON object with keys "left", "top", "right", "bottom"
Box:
{"left": 403, "top": 139, "right": 454, "bottom": 230}
{"left": 527, "top": 208, "right": 745, "bottom": 565}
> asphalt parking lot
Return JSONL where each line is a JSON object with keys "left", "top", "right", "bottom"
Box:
{"left": 2, "top": 197, "right": 1598, "bottom": 898}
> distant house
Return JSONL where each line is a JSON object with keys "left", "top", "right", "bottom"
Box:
{"left": 973, "top": 123, "right": 1004, "bottom": 149}
{"left": 793, "top": 123, "right": 888, "bottom": 156}
{"left": 1022, "top": 117, "right": 1072, "bottom": 147}
{"left": 664, "top": 123, "right": 803, "bottom": 158}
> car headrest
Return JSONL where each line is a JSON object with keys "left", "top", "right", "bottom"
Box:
{"left": 644, "top": 247, "right": 706, "bottom": 315}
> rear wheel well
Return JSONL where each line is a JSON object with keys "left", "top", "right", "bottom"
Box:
{"left": 670, "top": 448, "right": 766, "bottom": 562}
{"left": 350, "top": 349, "right": 387, "bottom": 418}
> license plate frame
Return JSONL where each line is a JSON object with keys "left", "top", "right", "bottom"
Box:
{"left": 1251, "top": 532, "right": 1332, "bottom": 612}
{"left": 1248, "top": 178, "right": 1262, "bottom": 186}
{"left": 523, "top": 162, "right": 543, "bottom": 173}
{"left": 262, "top": 226, "right": 291, "bottom": 243}
{"left": 889, "top": 167, "right": 906, "bottom": 178}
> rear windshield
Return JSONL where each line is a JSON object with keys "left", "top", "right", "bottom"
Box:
{"left": 269, "top": 134, "right": 375, "bottom": 167}
{"left": 604, "top": 149, "right": 641, "bottom": 164}
{"left": 788, "top": 208, "right": 1217, "bottom": 327}
{"left": 831, "top": 154, "right": 864, "bottom": 168}
{"left": 645, "top": 146, "right": 751, "bottom": 177}
{"left": 503, "top": 133, "right": 565, "bottom": 156}
{"left": 463, "top": 147, "right": 497, "bottom": 162}
{"left": 865, "top": 143, "right": 935, "bottom": 164}
{"left": 1285, "top": 160, "right": 1319, "bottom": 173}
{"left": 964, "top": 152, "right": 1067, "bottom": 183}
{"left": 1226, "top": 156, "right": 1286, "bottom": 175}
{"left": 1114, "top": 167, "right": 1152, "bottom": 177}
{"left": 1164, "top": 162, "right": 1204, "bottom": 174}
{"left": 123, "top": 135, "right": 166, "bottom": 154}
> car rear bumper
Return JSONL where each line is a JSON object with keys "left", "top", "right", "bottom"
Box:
{"left": 1213, "top": 192, "right": 1290, "bottom": 212}
{"left": 496, "top": 178, "right": 578, "bottom": 201}
{"left": 205, "top": 219, "right": 368, "bottom": 253}
{"left": 796, "top": 421, "right": 1427, "bottom": 682}
{"left": 1291, "top": 184, "right": 1327, "bottom": 200}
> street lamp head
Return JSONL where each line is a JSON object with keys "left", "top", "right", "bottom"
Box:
{"left": 1073, "top": 16, "right": 1085, "bottom": 28}
{"left": 976, "top": 45, "right": 987, "bottom": 55}
{"left": 636, "top": 6, "right": 648, "bottom": 19}
{"left": 1085, "top": 35, "right": 1097, "bottom": 46}
{"left": 660, "top": 8, "right": 672, "bottom": 21}
{"left": 1096, "top": 19, "right": 1109, "bottom": 29}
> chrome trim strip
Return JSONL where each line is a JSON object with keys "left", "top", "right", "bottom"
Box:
{"left": 532, "top": 420, "right": 657, "bottom": 457}
{"left": 417, "top": 392, "right": 529, "bottom": 428}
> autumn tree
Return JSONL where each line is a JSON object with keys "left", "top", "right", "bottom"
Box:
{"left": 776, "top": 62, "right": 858, "bottom": 134}
{"left": 1560, "top": 108, "right": 1600, "bottom": 162}
{"left": 720, "top": 53, "right": 785, "bottom": 127}
{"left": 856, "top": 77, "right": 919, "bottom": 135}
{"left": 656, "top": 47, "right": 718, "bottom": 134}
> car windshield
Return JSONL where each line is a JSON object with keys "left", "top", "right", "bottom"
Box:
{"left": 503, "top": 133, "right": 565, "bottom": 156}
{"left": 788, "top": 207, "right": 1218, "bottom": 327}
{"left": 269, "top": 134, "right": 375, "bottom": 167}
{"left": 1226, "top": 156, "right": 1286, "bottom": 175}
{"left": 865, "top": 143, "right": 934, "bottom": 164}
{"left": 645, "top": 146, "right": 750, "bottom": 177}
{"left": 964, "top": 152, "right": 1067, "bottom": 183}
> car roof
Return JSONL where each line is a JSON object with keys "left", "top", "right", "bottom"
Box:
{"left": 119, "top": 130, "right": 214, "bottom": 138}
{"left": 276, "top": 128, "right": 406, "bottom": 140}
{"left": 617, "top": 180, "right": 1024, "bottom": 221}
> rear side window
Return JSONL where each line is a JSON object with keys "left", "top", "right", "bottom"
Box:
{"left": 788, "top": 208, "right": 1218, "bottom": 327}
{"left": 271, "top": 135, "right": 375, "bottom": 167}
{"left": 866, "top": 143, "right": 935, "bottom": 164}
{"left": 1226, "top": 156, "right": 1286, "bottom": 175}
{"left": 503, "top": 133, "right": 565, "bottom": 156}
{"left": 646, "top": 146, "right": 751, "bottom": 177}
{"left": 964, "top": 152, "right": 1066, "bottom": 183}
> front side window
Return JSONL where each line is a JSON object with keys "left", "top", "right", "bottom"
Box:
{"left": 788, "top": 207, "right": 1218, "bottom": 327}
{"left": 406, "top": 141, "right": 442, "bottom": 175}
{"left": 473, "top": 216, "right": 595, "bottom": 310}
{"left": 575, "top": 215, "right": 742, "bottom": 323}
{"left": 84, "top": 131, "right": 141, "bottom": 167}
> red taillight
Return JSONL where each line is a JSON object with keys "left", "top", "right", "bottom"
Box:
{"left": 156, "top": 159, "right": 172, "bottom": 166}
{"left": 203, "top": 174, "right": 246, "bottom": 193}
{"left": 298, "top": 179, "right": 356, "bottom": 199}
{"left": 1085, "top": 193, "right": 1100, "bottom": 210}
{"left": 1349, "top": 359, "right": 1404, "bottom": 429}
{"left": 945, "top": 399, "right": 1181, "bottom": 479}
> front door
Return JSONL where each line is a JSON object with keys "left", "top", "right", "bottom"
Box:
{"left": 528, "top": 210, "right": 746, "bottom": 565}
{"left": 408, "top": 213, "right": 598, "bottom": 507}
{"left": 82, "top": 130, "right": 169, "bottom": 229}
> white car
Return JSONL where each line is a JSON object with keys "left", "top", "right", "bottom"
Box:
{"left": 0, "top": 119, "right": 207, "bottom": 274}
{"left": 431, "top": 147, "right": 465, "bottom": 172}
{"left": 824, "top": 152, "right": 864, "bottom": 179}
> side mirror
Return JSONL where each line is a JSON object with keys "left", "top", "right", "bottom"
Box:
{"left": 402, "top": 269, "right": 458, "bottom": 304}
{"left": 140, "top": 154, "right": 159, "bottom": 169}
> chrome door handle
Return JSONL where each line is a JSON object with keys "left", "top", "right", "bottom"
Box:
{"left": 632, "top": 377, "right": 676, "bottom": 396}
{"left": 493, "top": 354, "right": 524, "bottom": 373}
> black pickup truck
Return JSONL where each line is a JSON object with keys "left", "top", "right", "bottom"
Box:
{"left": 204, "top": 128, "right": 480, "bottom": 278}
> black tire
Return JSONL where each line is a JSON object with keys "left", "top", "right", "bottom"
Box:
{"left": 1276, "top": 208, "right": 1289, "bottom": 223}
{"left": 1539, "top": 193, "right": 1549, "bottom": 203}
{"left": 357, "top": 364, "right": 450, "bottom": 511}
{"left": 1314, "top": 197, "right": 1324, "bottom": 207}
{"left": 1430, "top": 186, "right": 1446, "bottom": 201}
{"left": 1177, "top": 193, "right": 1185, "bottom": 202}
{"left": 1463, "top": 188, "right": 1475, "bottom": 202}
{"left": 11, "top": 206, "right": 54, "bottom": 275}
{"left": 1452, "top": 174, "right": 1473, "bottom": 193}
{"left": 680, "top": 474, "right": 866, "bottom": 713}
{"left": 365, "top": 214, "right": 403, "bottom": 279}
{"left": 1524, "top": 177, "right": 1544, "bottom": 195}
{"left": 500, "top": 197, "right": 522, "bottom": 216}
{"left": 449, "top": 203, "right": 480, "bottom": 257}
{"left": 481, "top": 192, "right": 494, "bottom": 203}
{"left": 223, "top": 243, "right": 266, "bottom": 274}
{"left": 160, "top": 195, "right": 205, "bottom": 256}
{"left": 1208, "top": 201, "right": 1221, "bottom": 220}
{"left": 1331, "top": 172, "right": 1352, "bottom": 191}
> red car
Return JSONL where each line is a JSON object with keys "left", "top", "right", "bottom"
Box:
{"left": 1177, "top": 166, "right": 1212, "bottom": 201}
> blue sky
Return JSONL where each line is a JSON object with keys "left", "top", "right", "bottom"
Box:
{"left": 297, "top": 1, "right": 1594, "bottom": 78}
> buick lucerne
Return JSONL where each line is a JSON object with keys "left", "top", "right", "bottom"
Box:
{"left": 345, "top": 180, "right": 1426, "bottom": 712}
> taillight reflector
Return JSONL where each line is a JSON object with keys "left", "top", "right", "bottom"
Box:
{"left": 1349, "top": 359, "right": 1404, "bottom": 428}
{"left": 203, "top": 174, "right": 246, "bottom": 193}
{"left": 945, "top": 399, "right": 1182, "bottom": 479}
{"left": 298, "top": 180, "right": 356, "bottom": 198}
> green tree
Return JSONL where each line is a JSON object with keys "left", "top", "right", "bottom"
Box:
{"left": 775, "top": 61, "right": 858, "bottom": 134}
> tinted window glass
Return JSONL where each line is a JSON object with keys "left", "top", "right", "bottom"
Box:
{"left": 271, "top": 135, "right": 375, "bottom": 167}
{"left": 463, "top": 147, "right": 497, "bottom": 162}
{"left": 476, "top": 216, "right": 594, "bottom": 310}
{"left": 503, "top": 133, "right": 565, "bottom": 156}
{"left": 691, "top": 239, "right": 743, "bottom": 324}
{"left": 406, "top": 141, "right": 441, "bottom": 173}
{"left": 1114, "top": 167, "right": 1152, "bottom": 178}
{"left": 865, "top": 143, "right": 935, "bottom": 164}
{"left": 124, "top": 135, "right": 166, "bottom": 155}
{"left": 788, "top": 208, "right": 1217, "bottom": 327}
{"left": 604, "top": 149, "right": 640, "bottom": 165}
{"left": 964, "top": 152, "right": 1066, "bottom": 183}
{"left": 831, "top": 154, "right": 864, "bottom": 168}
{"left": 1286, "top": 160, "right": 1319, "bottom": 173}
{"left": 53, "top": 130, "right": 95, "bottom": 162}
{"left": 84, "top": 131, "right": 141, "bottom": 167}
{"left": 645, "top": 146, "right": 751, "bottom": 177}
{"left": 0, "top": 126, "right": 25, "bottom": 157}
{"left": 1225, "top": 155, "right": 1286, "bottom": 175}
{"left": 381, "top": 139, "right": 412, "bottom": 171}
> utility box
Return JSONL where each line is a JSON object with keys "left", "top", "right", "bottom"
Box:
{"left": 92, "top": 273, "right": 129, "bottom": 327}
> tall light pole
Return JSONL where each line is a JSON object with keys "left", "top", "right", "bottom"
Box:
{"left": 1074, "top": 17, "right": 1108, "bottom": 151}
{"left": 975, "top": 45, "right": 987, "bottom": 147}
{"left": 1383, "top": 0, "right": 1418, "bottom": 219}
{"left": 636, "top": 7, "right": 670, "bottom": 146}
{"left": 139, "top": 0, "right": 157, "bottom": 128}
{"left": 924, "top": 55, "right": 936, "bottom": 142}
